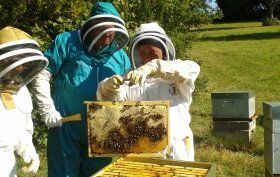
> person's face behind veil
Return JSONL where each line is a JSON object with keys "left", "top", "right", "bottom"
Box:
{"left": 90, "top": 24, "right": 115, "bottom": 51}
{"left": 137, "top": 44, "right": 163, "bottom": 65}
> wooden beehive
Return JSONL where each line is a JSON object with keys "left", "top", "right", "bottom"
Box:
{"left": 91, "top": 157, "right": 216, "bottom": 177}
{"left": 263, "top": 102, "right": 280, "bottom": 176}
{"left": 212, "top": 115, "right": 257, "bottom": 145}
{"left": 84, "top": 100, "right": 170, "bottom": 157}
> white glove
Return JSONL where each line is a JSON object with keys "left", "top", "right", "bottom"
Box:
{"left": 31, "top": 70, "right": 62, "bottom": 128}
{"left": 126, "top": 69, "right": 147, "bottom": 85}
{"left": 43, "top": 110, "right": 62, "bottom": 128}
{"left": 100, "top": 75, "right": 123, "bottom": 97}
{"left": 127, "top": 59, "right": 200, "bottom": 85}
{"left": 127, "top": 59, "right": 159, "bottom": 85}
{"left": 21, "top": 148, "right": 40, "bottom": 174}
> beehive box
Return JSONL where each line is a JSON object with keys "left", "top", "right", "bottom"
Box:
{"left": 211, "top": 91, "right": 255, "bottom": 118}
{"left": 263, "top": 102, "right": 280, "bottom": 176}
{"left": 213, "top": 115, "right": 257, "bottom": 144}
{"left": 213, "top": 115, "right": 257, "bottom": 132}
{"left": 91, "top": 157, "right": 216, "bottom": 177}
{"left": 85, "top": 101, "right": 170, "bottom": 157}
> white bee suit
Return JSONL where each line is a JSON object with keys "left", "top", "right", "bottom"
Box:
{"left": 97, "top": 59, "right": 200, "bottom": 161}
{"left": 0, "top": 86, "right": 38, "bottom": 177}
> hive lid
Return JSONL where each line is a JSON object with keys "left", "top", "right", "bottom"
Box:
{"left": 84, "top": 100, "right": 170, "bottom": 157}
{"left": 211, "top": 90, "right": 254, "bottom": 99}
{"left": 263, "top": 102, "right": 280, "bottom": 119}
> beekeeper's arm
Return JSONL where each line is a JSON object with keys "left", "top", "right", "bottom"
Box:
{"left": 31, "top": 37, "right": 64, "bottom": 128}
{"left": 16, "top": 118, "right": 39, "bottom": 174}
{"left": 16, "top": 91, "right": 39, "bottom": 174}
{"left": 127, "top": 59, "right": 200, "bottom": 87}
{"left": 32, "top": 70, "right": 62, "bottom": 128}
{"left": 96, "top": 75, "right": 124, "bottom": 101}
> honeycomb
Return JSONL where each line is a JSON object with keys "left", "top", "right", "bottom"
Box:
{"left": 85, "top": 101, "right": 170, "bottom": 156}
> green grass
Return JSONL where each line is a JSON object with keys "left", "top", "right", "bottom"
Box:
{"left": 190, "top": 22, "right": 280, "bottom": 176}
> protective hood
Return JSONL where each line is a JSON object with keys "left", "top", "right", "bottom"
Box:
{"left": 0, "top": 27, "right": 48, "bottom": 93}
{"left": 90, "top": 1, "right": 120, "bottom": 17}
{"left": 80, "top": 2, "right": 129, "bottom": 59}
{"left": 129, "top": 22, "right": 176, "bottom": 69}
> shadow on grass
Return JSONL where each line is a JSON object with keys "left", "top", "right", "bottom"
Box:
{"left": 200, "top": 31, "right": 280, "bottom": 41}
{"left": 257, "top": 115, "right": 264, "bottom": 127}
{"left": 193, "top": 25, "right": 260, "bottom": 32}
{"left": 194, "top": 131, "right": 264, "bottom": 156}
{"left": 194, "top": 135, "right": 207, "bottom": 145}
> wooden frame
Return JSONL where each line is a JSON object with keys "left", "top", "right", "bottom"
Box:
{"left": 84, "top": 100, "right": 170, "bottom": 157}
{"left": 91, "top": 157, "right": 216, "bottom": 177}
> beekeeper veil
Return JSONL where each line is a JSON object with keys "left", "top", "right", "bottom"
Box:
{"left": 0, "top": 27, "right": 48, "bottom": 93}
{"left": 130, "top": 22, "right": 176, "bottom": 69}
{"left": 79, "top": 2, "right": 129, "bottom": 56}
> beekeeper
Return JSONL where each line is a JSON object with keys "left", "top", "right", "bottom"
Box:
{"left": 97, "top": 22, "right": 200, "bottom": 161}
{"left": 0, "top": 26, "right": 48, "bottom": 176}
{"left": 31, "top": 2, "right": 131, "bottom": 176}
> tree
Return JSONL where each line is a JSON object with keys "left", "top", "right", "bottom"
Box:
{"left": 216, "top": 0, "right": 280, "bottom": 21}
{"left": 216, "top": 0, "right": 266, "bottom": 21}
{"left": 112, "top": 0, "right": 220, "bottom": 57}
{"left": 264, "top": 0, "right": 280, "bottom": 18}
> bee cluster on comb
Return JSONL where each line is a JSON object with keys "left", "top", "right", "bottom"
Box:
{"left": 85, "top": 101, "right": 170, "bottom": 157}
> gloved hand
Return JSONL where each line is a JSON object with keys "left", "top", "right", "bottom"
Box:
{"left": 127, "top": 59, "right": 159, "bottom": 85}
{"left": 126, "top": 69, "right": 148, "bottom": 85}
{"left": 43, "top": 109, "right": 63, "bottom": 128}
{"left": 100, "top": 75, "right": 123, "bottom": 97}
{"left": 20, "top": 147, "right": 40, "bottom": 174}
{"left": 127, "top": 59, "right": 200, "bottom": 86}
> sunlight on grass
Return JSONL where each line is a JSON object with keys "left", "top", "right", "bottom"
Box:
{"left": 190, "top": 22, "right": 280, "bottom": 176}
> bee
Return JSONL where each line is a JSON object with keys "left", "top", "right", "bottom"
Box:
{"left": 148, "top": 113, "right": 163, "bottom": 122}
{"left": 120, "top": 105, "right": 132, "bottom": 113}
{"left": 89, "top": 103, "right": 102, "bottom": 111}
{"left": 146, "top": 123, "right": 167, "bottom": 142}
{"left": 119, "top": 115, "right": 133, "bottom": 126}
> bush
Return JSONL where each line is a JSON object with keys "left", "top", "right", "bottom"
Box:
{"left": 261, "top": 17, "right": 280, "bottom": 26}
{"left": 32, "top": 110, "right": 48, "bottom": 151}
{"left": 0, "top": 0, "right": 91, "bottom": 49}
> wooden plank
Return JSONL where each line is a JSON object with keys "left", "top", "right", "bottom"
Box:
{"left": 108, "top": 164, "right": 208, "bottom": 173}
{"left": 123, "top": 157, "right": 213, "bottom": 169}
{"left": 84, "top": 100, "right": 171, "bottom": 107}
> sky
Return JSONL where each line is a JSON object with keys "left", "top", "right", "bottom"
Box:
{"left": 208, "top": 0, "right": 218, "bottom": 9}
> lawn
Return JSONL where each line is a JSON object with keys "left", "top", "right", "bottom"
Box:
{"left": 190, "top": 22, "right": 280, "bottom": 177}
